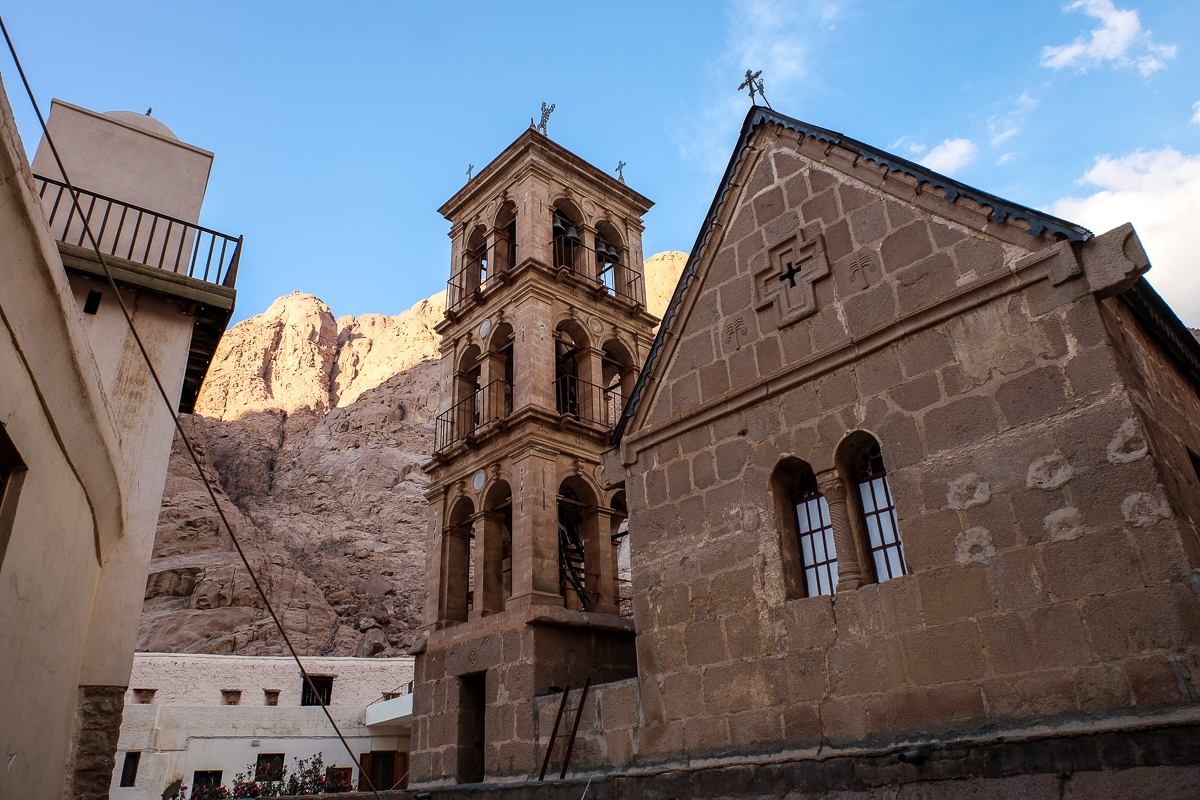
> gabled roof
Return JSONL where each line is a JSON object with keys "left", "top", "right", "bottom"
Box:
{"left": 611, "top": 105, "right": 1194, "bottom": 444}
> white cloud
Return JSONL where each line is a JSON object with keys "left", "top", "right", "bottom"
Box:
{"left": 1048, "top": 148, "right": 1200, "bottom": 325}
{"left": 989, "top": 92, "right": 1037, "bottom": 145}
{"left": 997, "top": 152, "right": 1017, "bottom": 166}
{"left": 1191, "top": 100, "right": 1200, "bottom": 126}
{"left": 1040, "top": 1, "right": 1177, "bottom": 76}
{"left": 919, "top": 139, "right": 978, "bottom": 176}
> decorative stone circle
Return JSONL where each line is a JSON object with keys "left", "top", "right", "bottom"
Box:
{"left": 473, "top": 471, "right": 486, "bottom": 491}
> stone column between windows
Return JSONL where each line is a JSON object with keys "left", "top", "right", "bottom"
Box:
{"left": 440, "top": 523, "right": 472, "bottom": 624}
{"left": 817, "top": 469, "right": 865, "bottom": 591}
{"left": 479, "top": 351, "right": 507, "bottom": 424}
{"left": 470, "top": 509, "right": 507, "bottom": 619}
{"left": 591, "top": 506, "right": 618, "bottom": 615}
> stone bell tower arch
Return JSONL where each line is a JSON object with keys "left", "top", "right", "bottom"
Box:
{"left": 411, "top": 127, "right": 658, "bottom": 786}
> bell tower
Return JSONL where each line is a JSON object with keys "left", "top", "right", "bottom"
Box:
{"left": 411, "top": 127, "right": 657, "bottom": 785}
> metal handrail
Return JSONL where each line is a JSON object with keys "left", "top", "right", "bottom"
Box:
{"left": 446, "top": 239, "right": 518, "bottom": 315}
{"left": 434, "top": 379, "right": 512, "bottom": 453}
{"left": 554, "top": 375, "right": 623, "bottom": 429}
{"left": 33, "top": 173, "right": 242, "bottom": 288}
{"left": 550, "top": 236, "right": 644, "bottom": 306}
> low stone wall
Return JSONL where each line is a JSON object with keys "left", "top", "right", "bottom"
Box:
{"left": 283, "top": 720, "right": 1200, "bottom": 799}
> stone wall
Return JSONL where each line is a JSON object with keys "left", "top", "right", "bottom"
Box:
{"left": 614, "top": 120, "right": 1200, "bottom": 764}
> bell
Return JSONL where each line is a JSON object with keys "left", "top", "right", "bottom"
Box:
{"left": 552, "top": 216, "right": 567, "bottom": 239}
{"left": 595, "top": 240, "right": 611, "bottom": 263}
{"left": 606, "top": 243, "right": 620, "bottom": 263}
{"left": 565, "top": 225, "right": 581, "bottom": 245}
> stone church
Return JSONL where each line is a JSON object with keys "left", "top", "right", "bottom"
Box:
{"left": 412, "top": 105, "right": 1200, "bottom": 796}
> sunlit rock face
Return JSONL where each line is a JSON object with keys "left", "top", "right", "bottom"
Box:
{"left": 140, "top": 254, "right": 686, "bottom": 657}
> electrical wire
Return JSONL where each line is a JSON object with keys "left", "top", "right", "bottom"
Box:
{"left": 0, "top": 15, "right": 384, "bottom": 798}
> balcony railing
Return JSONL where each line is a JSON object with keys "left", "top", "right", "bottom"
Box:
{"left": 446, "top": 240, "right": 517, "bottom": 315}
{"left": 550, "top": 236, "right": 644, "bottom": 306}
{"left": 554, "top": 375, "right": 624, "bottom": 429}
{"left": 34, "top": 174, "right": 242, "bottom": 288}
{"left": 434, "top": 380, "right": 512, "bottom": 453}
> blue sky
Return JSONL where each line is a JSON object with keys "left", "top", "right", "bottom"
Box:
{"left": 4, "top": 1, "right": 1199, "bottom": 325}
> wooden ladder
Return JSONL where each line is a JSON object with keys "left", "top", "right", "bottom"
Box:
{"left": 538, "top": 676, "right": 592, "bottom": 781}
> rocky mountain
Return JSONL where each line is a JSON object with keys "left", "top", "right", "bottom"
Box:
{"left": 138, "top": 253, "right": 688, "bottom": 657}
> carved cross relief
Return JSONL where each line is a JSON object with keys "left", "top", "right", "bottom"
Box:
{"left": 754, "top": 233, "right": 829, "bottom": 327}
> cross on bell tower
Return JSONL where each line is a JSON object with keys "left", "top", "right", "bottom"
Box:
{"left": 412, "top": 124, "right": 660, "bottom": 788}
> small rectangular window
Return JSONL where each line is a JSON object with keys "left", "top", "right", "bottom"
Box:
{"left": 119, "top": 751, "right": 140, "bottom": 787}
{"left": 255, "top": 753, "right": 284, "bottom": 782}
{"left": 263, "top": 689, "right": 280, "bottom": 706}
{"left": 132, "top": 688, "right": 156, "bottom": 704}
{"left": 300, "top": 675, "right": 333, "bottom": 706}
{"left": 220, "top": 689, "right": 241, "bottom": 705}
{"left": 82, "top": 290, "right": 102, "bottom": 315}
{"left": 192, "top": 770, "right": 222, "bottom": 788}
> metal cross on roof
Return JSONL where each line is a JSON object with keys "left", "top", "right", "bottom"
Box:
{"left": 615, "top": 161, "right": 626, "bottom": 181}
{"left": 738, "top": 69, "right": 772, "bottom": 109}
{"left": 466, "top": 164, "right": 475, "bottom": 181}
{"left": 532, "top": 102, "right": 556, "bottom": 136}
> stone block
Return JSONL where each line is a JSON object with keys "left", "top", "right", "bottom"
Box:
{"left": 819, "top": 695, "right": 869, "bottom": 741}
{"left": 683, "top": 714, "right": 730, "bottom": 753}
{"left": 884, "top": 199, "right": 917, "bottom": 231}
{"left": 923, "top": 394, "right": 1001, "bottom": 455}
{"left": 685, "top": 620, "right": 728, "bottom": 667}
{"left": 1073, "top": 663, "right": 1132, "bottom": 709}
{"left": 980, "top": 613, "right": 1039, "bottom": 675}
{"left": 844, "top": 282, "right": 898, "bottom": 336}
{"left": 919, "top": 565, "right": 994, "bottom": 626}
{"left": 809, "top": 168, "right": 837, "bottom": 195}
{"left": 929, "top": 220, "right": 967, "bottom": 249}
{"left": 879, "top": 572, "right": 925, "bottom": 632}
{"left": 1083, "top": 584, "right": 1200, "bottom": 659}
{"left": 773, "top": 150, "right": 804, "bottom": 179}
{"left": 784, "top": 171, "right": 811, "bottom": 208}
{"left": 1064, "top": 765, "right": 1200, "bottom": 800}
{"left": 880, "top": 221, "right": 934, "bottom": 274}
{"left": 667, "top": 458, "right": 691, "bottom": 500}
{"left": 715, "top": 438, "right": 752, "bottom": 481}
{"left": 982, "top": 669, "right": 1078, "bottom": 719}
{"left": 833, "top": 584, "right": 887, "bottom": 641}
{"left": 994, "top": 365, "right": 1069, "bottom": 429}
{"left": 850, "top": 200, "right": 889, "bottom": 247}
{"left": 781, "top": 701, "right": 822, "bottom": 744}
{"left": 903, "top": 621, "right": 986, "bottom": 685}
{"left": 900, "top": 510, "right": 962, "bottom": 573}
{"left": 1026, "top": 602, "right": 1094, "bottom": 668}
{"left": 896, "top": 252, "right": 957, "bottom": 316}
{"left": 826, "top": 218, "right": 854, "bottom": 265}
{"left": 782, "top": 595, "right": 838, "bottom": 651}
{"left": 898, "top": 328, "right": 955, "bottom": 379}
{"left": 754, "top": 186, "right": 787, "bottom": 227}
{"left": 828, "top": 636, "right": 906, "bottom": 696}
{"left": 877, "top": 410, "right": 925, "bottom": 470}
{"left": 951, "top": 236, "right": 1007, "bottom": 281}
{"left": 897, "top": 774, "right": 1062, "bottom": 800}
{"left": 680, "top": 425, "right": 714, "bottom": 456}
{"left": 671, "top": 371, "right": 701, "bottom": 416}
{"left": 729, "top": 707, "right": 783, "bottom": 744}
{"left": 1124, "top": 653, "right": 1185, "bottom": 704}
{"left": 1041, "top": 530, "right": 1141, "bottom": 601}
{"left": 890, "top": 373, "right": 942, "bottom": 412}
{"left": 690, "top": 449, "right": 717, "bottom": 491}
{"left": 756, "top": 334, "right": 783, "bottom": 376}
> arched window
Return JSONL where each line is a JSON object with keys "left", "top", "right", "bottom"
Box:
{"left": 773, "top": 457, "right": 837, "bottom": 599}
{"left": 600, "top": 339, "right": 636, "bottom": 428}
{"left": 554, "top": 323, "right": 585, "bottom": 419}
{"left": 493, "top": 201, "right": 517, "bottom": 275}
{"left": 551, "top": 204, "right": 584, "bottom": 276}
{"left": 850, "top": 438, "right": 907, "bottom": 582}
{"left": 441, "top": 496, "right": 475, "bottom": 624}
{"left": 488, "top": 323, "right": 515, "bottom": 418}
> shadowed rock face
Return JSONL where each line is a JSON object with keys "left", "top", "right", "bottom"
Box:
{"left": 139, "top": 254, "right": 687, "bottom": 657}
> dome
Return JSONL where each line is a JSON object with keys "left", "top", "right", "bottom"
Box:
{"left": 101, "top": 110, "right": 178, "bottom": 140}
